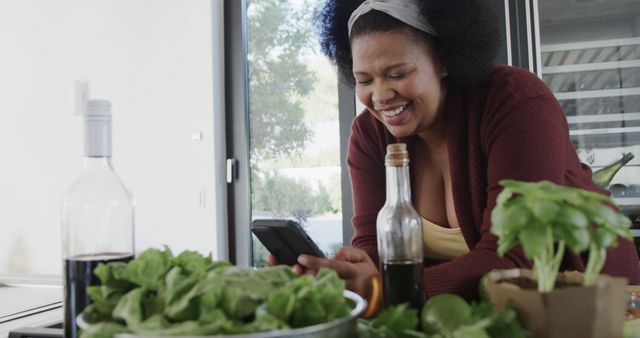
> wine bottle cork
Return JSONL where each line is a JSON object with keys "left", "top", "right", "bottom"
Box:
{"left": 385, "top": 143, "right": 409, "bottom": 166}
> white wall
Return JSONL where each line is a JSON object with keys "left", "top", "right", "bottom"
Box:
{"left": 0, "top": 0, "right": 222, "bottom": 274}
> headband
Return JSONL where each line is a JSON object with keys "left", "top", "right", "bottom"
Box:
{"left": 347, "top": 0, "right": 438, "bottom": 37}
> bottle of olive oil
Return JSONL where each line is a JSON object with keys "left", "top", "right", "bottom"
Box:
{"left": 592, "top": 152, "right": 635, "bottom": 188}
{"left": 376, "top": 143, "right": 424, "bottom": 310}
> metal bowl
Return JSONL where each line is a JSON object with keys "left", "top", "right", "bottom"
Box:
{"left": 78, "top": 290, "right": 366, "bottom": 338}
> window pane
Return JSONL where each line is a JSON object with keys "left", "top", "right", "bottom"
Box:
{"left": 246, "top": 0, "right": 343, "bottom": 266}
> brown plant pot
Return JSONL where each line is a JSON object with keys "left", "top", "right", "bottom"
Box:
{"left": 485, "top": 268, "right": 627, "bottom": 338}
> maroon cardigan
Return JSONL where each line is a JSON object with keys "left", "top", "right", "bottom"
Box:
{"left": 347, "top": 65, "right": 640, "bottom": 299}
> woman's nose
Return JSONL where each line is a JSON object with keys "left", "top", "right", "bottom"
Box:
{"left": 372, "top": 82, "right": 395, "bottom": 106}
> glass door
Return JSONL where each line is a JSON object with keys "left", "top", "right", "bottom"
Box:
{"left": 536, "top": 0, "right": 640, "bottom": 228}
{"left": 245, "top": 0, "right": 344, "bottom": 266}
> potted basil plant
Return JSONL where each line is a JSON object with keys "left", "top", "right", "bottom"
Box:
{"left": 486, "top": 179, "right": 632, "bottom": 338}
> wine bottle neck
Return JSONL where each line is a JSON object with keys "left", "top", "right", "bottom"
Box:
{"left": 385, "top": 164, "right": 412, "bottom": 204}
{"left": 84, "top": 119, "right": 111, "bottom": 157}
{"left": 82, "top": 156, "right": 114, "bottom": 170}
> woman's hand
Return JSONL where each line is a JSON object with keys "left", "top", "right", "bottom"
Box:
{"left": 296, "top": 247, "right": 379, "bottom": 297}
{"left": 266, "top": 254, "right": 306, "bottom": 274}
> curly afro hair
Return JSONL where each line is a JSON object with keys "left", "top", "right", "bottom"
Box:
{"left": 315, "top": 0, "right": 502, "bottom": 87}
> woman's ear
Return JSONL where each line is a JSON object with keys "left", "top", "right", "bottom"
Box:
{"left": 436, "top": 48, "right": 448, "bottom": 78}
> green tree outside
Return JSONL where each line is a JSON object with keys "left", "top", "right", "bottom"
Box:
{"left": 247, "top": 0, "right": 340, "bottom": 219}
{"left": 247, "top": 0, "right": 314, "bottom": 163}
{"left": 246, "top": 0, "right": 343, "bottom": 265}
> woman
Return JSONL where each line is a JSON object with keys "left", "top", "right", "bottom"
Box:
{"left": 271, "top": 0, "right": 640, "bottom": 303}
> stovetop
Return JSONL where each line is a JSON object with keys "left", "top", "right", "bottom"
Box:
{"left": 8, "top": 323, "right": 62, "bottom": 338}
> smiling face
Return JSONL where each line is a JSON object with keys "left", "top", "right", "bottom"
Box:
{"left": 351, "top": 28, "right": 447, "bottom": 140}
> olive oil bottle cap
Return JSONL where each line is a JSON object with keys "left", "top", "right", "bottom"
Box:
{"left": 385, "top": 143, "right": 409, "bottom": 166}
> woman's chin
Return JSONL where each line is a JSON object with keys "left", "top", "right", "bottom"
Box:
{"left": 386, "top": 125, "right": 415, "bottom": 139}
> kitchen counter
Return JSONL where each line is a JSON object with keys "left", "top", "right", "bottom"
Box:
{"left": 0, "top": 274, "right": 62, "bottom": 338}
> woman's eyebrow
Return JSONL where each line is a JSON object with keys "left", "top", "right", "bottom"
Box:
{"left": 353, "top": 62, "right": 414, "bottom": 75}
{"left": 383, "top": 62, "right": 412, "bottom": 71}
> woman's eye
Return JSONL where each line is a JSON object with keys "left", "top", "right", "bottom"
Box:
{"left": 388, "top": 73, "right": 406, "bottom": 79}
{"left": 356, "top": 79, "right": 372, "bottom": 85}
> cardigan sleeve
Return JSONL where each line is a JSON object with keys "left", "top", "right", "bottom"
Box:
{"left": 422, "top": 85, "right": 579, "bottom": 299}
{"left": 347, "top": 113, "right": 387, "bottom": 266}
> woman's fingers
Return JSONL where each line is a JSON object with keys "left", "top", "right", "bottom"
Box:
{"left": 266, "top": 254, "right": 305, "bottom": 276}
{"left": 293, "top": 264, "right": 305, "bottom": 275}
{"left": 298, "top": 254, "right": 334, "bottom": 269}
{"left": 333, "top": 247, "right": 370, "bottom": 263}
{"left": 295, "top": 250, "right": 380, "bottom": 298}
{"left": 266, "top": 254, "right": 278, "bottom": 266}
{"left": 298, "top": 254, "right": 358, "bottom": 279}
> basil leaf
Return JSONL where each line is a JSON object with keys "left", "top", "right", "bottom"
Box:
{"left": 491, "top": 203, "right": 530, "bottom": 235}
{"left": 554, "top": 225, "right": 589, "bottom": 254}
{"left": 613, "top": 214, "right": 633, "bottom": 239}
{"left": 556, "top": 207, "right": 589, "bottom": 228}
{"left": 529, "top": 200, "right": 560, "bottom": 224}
{"left": 496, "top": 188, "right": 513, "bottom": 206}
{"left": 592, "top": 227, "right": 617, "bottom": 249}
{"left": 518, "top": 225, "right": 548, "bottom": 259}
{"left": 497, "top": 234, "right": 519, "bottom": 257}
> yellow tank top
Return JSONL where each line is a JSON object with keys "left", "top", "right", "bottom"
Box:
{"left": 422, "top": 217, "right": 470, "bottom": 260}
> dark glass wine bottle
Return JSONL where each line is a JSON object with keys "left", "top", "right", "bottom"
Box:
{"left": 592, "top": 152, "right": 635, "bottom": 188}
{"left": 61, "top": 100, "right": 135, "bottom": 338}
{"left": 376, "top": 143, "right": 424, "bottom": 310}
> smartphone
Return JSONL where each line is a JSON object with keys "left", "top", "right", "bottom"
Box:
{"left": 251, "top": 219, "right": 326, "bottom": 266}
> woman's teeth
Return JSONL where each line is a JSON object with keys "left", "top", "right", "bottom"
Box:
{"left": 380, "top": 105, "right": 407, "bottom": 117}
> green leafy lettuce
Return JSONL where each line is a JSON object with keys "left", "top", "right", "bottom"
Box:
{"left": 81, "top": 247, "right": 350, "bottom": 338}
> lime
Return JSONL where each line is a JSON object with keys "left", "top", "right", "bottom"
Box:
{"left": 421, "top": 294, "right": 472, "bottom": 335}
{"left": 624, "top": 318, "right": 640, "bottom": 338}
